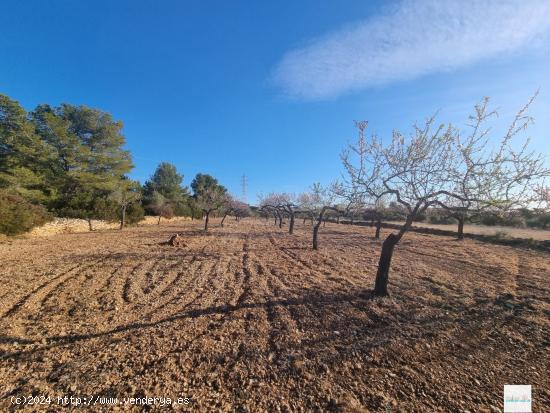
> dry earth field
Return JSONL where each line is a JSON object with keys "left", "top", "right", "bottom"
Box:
{"left": 385, "top": 221, "right": 550, "bottom": 241}
{"left": 0, "top": 219, "right": 549, "bottom": 412}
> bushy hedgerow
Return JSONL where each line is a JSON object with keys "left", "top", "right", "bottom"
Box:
{"left": 0, "top": 190, "right": 52, "bottom": 235}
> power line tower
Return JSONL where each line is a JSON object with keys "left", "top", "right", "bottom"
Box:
{"left": 241, "top": 174, "right": 247, "bottom": 204}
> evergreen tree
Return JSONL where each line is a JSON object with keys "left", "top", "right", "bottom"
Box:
{"left": 0, "top": 94, "right": 54, "bottom": 203}
{"left": 143, "top": 162, "right": 189, "bottom": 216}
{"left": 31, "top": 103, "right": 133, "bottom": 219}
{"left": 190, "top": 173, "right": 227, "bottom": 195}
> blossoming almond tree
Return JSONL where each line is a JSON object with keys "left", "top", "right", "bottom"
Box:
{"left": 342, "top": 98, "right": 548, "bottom": 296}
{"left": 437, "top": 94, "right": 548, "bottom": 239}
{"left": 259, "top": 193, "right": 285, "bottom": 229}
{"left": 298, "top": 183, "right": 343, "bottom": 250}
{"left": 220, "top": 195, "right": 250, "bottom": 227}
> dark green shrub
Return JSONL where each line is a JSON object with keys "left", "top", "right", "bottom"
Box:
{"left": 174, "top": 200, "right": 193, "bottom": 217}
{"left": 413, "top": 212, "right": 427, "bottom": 222}
{"left": 526, "top": 213, "right": 550, "bottom": 229}
{"left": 480, "top": 214, "right": 501, "bottom": 226}
{"left": 503, "top": 216, "right": 525, "bottom": 228}
{"left": 480, "top": 213, "right": 524, "bottom": 228}
{"left": 120, "top": 203, "right": 145, "bottom": 226}
{"left": 536, "top": 214, "right": 550, "bottom": 229}
{"left": 428, "top": 213, "right": 457, "bottom": 225}
{"left": 0, "top": 190, "right": 52, "bottom": 235}
{"left": 378, "top": 204, "right": 407, "bottom": 221}
{"left": 90, "top": 196, "right": 119, "bottom": 222}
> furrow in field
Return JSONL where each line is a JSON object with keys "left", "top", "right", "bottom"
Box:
{"left": 1, "top": 259, "right": 106, "bottom": 319}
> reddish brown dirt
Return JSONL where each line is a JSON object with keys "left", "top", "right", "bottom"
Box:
{"left": 1, "top": 219, "right": 549, "bottom": 412}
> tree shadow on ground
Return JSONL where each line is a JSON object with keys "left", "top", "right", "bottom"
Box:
{"left": 0, "top": 285, "right": 531, "bottom": 363}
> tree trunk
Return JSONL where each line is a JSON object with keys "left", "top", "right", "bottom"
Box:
{"left": 323, "top": 217, "right": 326, "bottom": 227}
{"left": 303, "top": 217, "right": 306, "bottom": 224}
{"left": 87, "top": 218, "right": 93, "bottom": 231}
{"left": 350, "top": 217, "right": 354, "bottom": 225}
{"left": 204, "top": 211, "right": 210, "bottom": 231}
{"left": 289, "top": 213, "right": 295, "bottom": 234}
{"left": 374, "top": 234, "right": 398, "bottom": 296}
{"left": 312, "top": 208, "right": 328, "bottom": 250}
{"left": 373, "top": 209, "right": 419, "bottom": 296}
{"left": 375, "top": 219, "right": 381, "bottom": 239}
{"left": 120, "top": 205, "right": 126, "bottom": 230}
{"left": 158, "top": 216, "right": 161, "bottom": 225}
{"left": 313, "top": 222, "right": 321, "bottom": 250}
{"left": 221, "top": 213, "right": 228, "bottom": 227}
{"left": 457, "top": 216, "right": 465, "bottom": 240}
{"left": 337, "top": 216, "right": 340, "bottom": 224}
{"left": 278, "top": 214, "right": 283, "bottom": 229}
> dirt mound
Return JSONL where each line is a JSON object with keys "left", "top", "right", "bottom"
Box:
{"left": 167, "top": 233, "right": 187, "bottom": 247}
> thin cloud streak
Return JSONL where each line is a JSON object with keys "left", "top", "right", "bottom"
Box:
{"left": 272, "top": 0, "right": 550, "bottom": 100}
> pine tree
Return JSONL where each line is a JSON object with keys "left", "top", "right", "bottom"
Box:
{"left": 143, "top": 162, "right": 190, "bottom": 216}
{"left": 0, "top": 94, "right": 55, "bottom": 203}
{"left": 31, "top": 103, "right": 134, "bottom": 219}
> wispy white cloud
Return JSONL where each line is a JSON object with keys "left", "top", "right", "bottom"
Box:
{"left": 272, "top": 0, "right": 550, "bottom": 100}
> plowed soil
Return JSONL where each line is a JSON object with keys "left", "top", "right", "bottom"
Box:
{"left": 1, "top": 219, "right": 549, "bottom": 412}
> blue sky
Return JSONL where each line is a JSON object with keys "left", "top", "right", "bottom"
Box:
{"left": 1, "top": 0, "right": 549, "bottom": 204}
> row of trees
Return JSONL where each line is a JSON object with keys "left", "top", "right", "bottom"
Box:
{"left": 343, "top": 203, "right": 550, "bottom": 229}
{"left": 0, "top": 93, "right": 250, "bottom": 234}
{"left": 141, "top": 164, "right": 250, "bottom": 231}
{"left": 261, "top": 96, "right": 549, "bottom": 296}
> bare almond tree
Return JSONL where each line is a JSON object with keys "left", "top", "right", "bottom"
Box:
{"left": 148, "top": 191, "right": 174, "bottom": 225}
{"left": 220, "top": 195, "right": 250, "bottom": 227}
{"left": 259, "top": 192, "right": 301, "bottom": 234}
{"left": 298, "top": 183, "right": 342, "bottom": 250}
{"left": 109, "top": 180, "right": 142, "bottom": 230}
{"left": 232, "top": 200, "right": 251, "bottom": 221}
{"left": 277, "top": 193, "right": 301, "bottom": 234}
{"left": 536, "top": 185, "right": 550, "bottom": 211}
{"left": 342, "top": 99, "right": 548, "bottom": 296}
{"left": 259, "top": 193, "right": 285, "bottom": 229}
{"left": 343, "top": 120, "right": 463, "bottom": 296}
{"left": 436, "top": 95, "right": 548, "bottom": 238}
{"left": 364, "top": 197, "right": 387, "bottom": 239}
{"left": 194, "top": 184, "right": 227, "bottom": 231}
{"left": 332, "top": 179, "right": 381, "bottom": 232}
